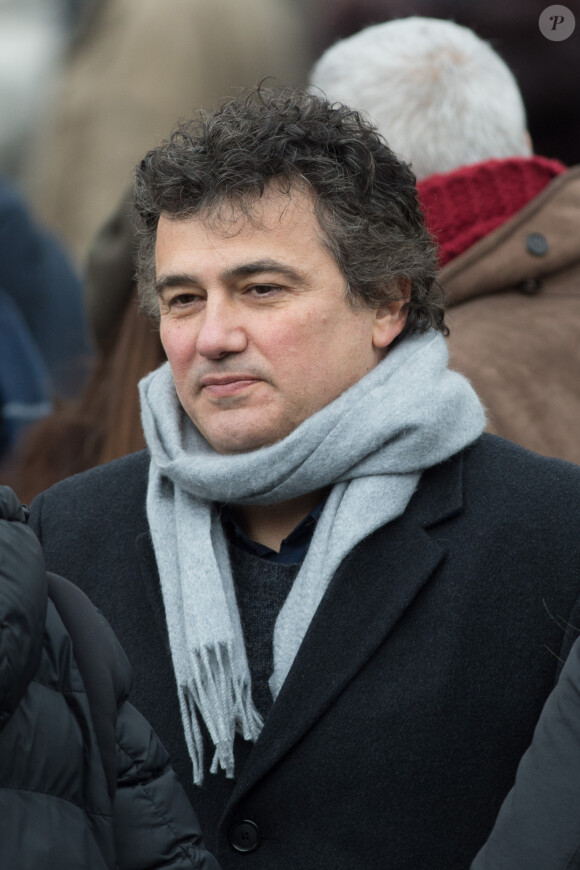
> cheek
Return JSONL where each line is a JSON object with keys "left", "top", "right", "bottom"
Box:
{"left": 270, "top": 308, "right": 329, "bottom": 354}
{"left": 159, "top": 323, "right": 196, "bottom": 370}
{"left": 264, "top": 329, "right": 317, "bottom": 373}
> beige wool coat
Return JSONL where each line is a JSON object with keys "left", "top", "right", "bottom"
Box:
{"left": 443, "top": 168, "right": 580, "bottom": 464}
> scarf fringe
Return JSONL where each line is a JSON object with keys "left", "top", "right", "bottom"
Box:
{"left": 181, "top": 642, "right": 263, "bottom": 784}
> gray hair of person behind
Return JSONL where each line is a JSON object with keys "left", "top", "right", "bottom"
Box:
{"left": 134, "top": 86, "right": 445, "bottom": 340}
{"left": 310, "top": 17, "right": 532, "bottom": 180}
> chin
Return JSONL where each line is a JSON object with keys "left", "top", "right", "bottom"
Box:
{"left": 206, "top": 423, "right": 292, "bottom": 455}
{"left": 204, "top": 429, "right": 271, "bottom": 455}
{"left": 212, "top": 440, "right": 270, "bottom": 455}
{"left": 198, "top": 406, "right": 300, "bottom": 454}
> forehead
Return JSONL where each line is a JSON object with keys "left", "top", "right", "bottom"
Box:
{"left": 154, "top": 185, "right": 333, "bottom": 273}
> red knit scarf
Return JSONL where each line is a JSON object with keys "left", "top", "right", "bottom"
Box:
{"left": 416, "top": 156, "right": 567, "bottom": 267}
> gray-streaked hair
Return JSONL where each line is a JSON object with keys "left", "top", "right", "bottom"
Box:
{"left": 134, "top": 86, "right": 445, "bottom": 340}
{"left": 309, "top": 17, "right": 531, "bottom": 180}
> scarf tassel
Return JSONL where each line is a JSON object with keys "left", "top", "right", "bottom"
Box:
{"left": 180, "top": 642, "right": 263, "bottom": 784}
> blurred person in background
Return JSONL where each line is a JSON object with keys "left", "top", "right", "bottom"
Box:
{"left": 312, "top": 0, "right": 580, "bottom": 167}
{"left": 5, "top": 189, "right": 163, "bottom": 503}
{"left": 0, "top": 175, "right": 91, "bottom": 462}
{"left": 310, "top": 16, "right": 580, "bottom": 463}
{"left": 5, "top": 0, "right": 313, "bottom": 487}
{"left": 25, "top": 0, "right": 313, "bottom": 264}
{"left": 0, "top": 484, "right": 221, "bottom": 869}
{"left": 0, "top": 0, "right": 69, "bottom": 181}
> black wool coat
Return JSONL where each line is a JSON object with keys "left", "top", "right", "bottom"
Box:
{"left": 29, "top": 434, "right": 580, "bottom": 870}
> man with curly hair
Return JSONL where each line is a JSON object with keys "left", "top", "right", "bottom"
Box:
{"left": 30, "top": 87, "right": 580, "bottom": 869}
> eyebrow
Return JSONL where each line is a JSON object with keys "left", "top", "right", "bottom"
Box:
{"left": 155, "top": 259, "right": 303, "bottom": 296}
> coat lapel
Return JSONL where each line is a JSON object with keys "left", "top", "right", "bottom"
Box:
{"left": 227, "top": 449, "right": 466, "bottom": 806}
{"left": 135, "top": 529, "right": 170, "bottom": 646}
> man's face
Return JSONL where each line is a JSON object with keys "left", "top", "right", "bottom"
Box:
{"left": 156, "top": 186, "right": 407, "bottom": 454}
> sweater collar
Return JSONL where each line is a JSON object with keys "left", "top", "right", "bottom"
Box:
{"left": 417, "top": 156, "right": 566, "bottom": 267}
{"left": 221, "top": 498, "right": 326, "bottom": 564}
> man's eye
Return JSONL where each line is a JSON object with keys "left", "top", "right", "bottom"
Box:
{"left": 169, "top": 293, "right": 199, "bottom": 307}
{"left": 249, "top": 284, "right": 281, "bottom": 296}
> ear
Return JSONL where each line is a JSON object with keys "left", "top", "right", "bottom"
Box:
{"left": 372, "top": 278, "right": 411, "bottom": 350}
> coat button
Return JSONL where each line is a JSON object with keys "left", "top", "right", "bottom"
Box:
{"left": 229, "top": 820, "right": 261, "bottom": 853}
{"left": 525, "top": 232, "right": 549, "bottom": 256}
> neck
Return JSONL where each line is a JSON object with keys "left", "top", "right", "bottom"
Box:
{"left": 233, "top": 488, "right": 329, "bottom": 552}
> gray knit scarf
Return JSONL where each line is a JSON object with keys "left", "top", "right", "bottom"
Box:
{"left": 139, "top": 331, "right": 485, "bottom": 785}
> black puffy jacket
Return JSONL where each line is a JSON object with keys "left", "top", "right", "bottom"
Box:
{"left": 0, "top": 485, "right": 221, "bottom": 870}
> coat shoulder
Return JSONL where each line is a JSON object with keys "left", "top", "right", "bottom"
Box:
{"left": 464, "top": 433, "right": 580, "bottom": 500}
{"left": 29, "top": 450, "right": 150, "bottom": 537}
{"left": 457, "top": 433, "right": 580, "bottom": 547}
{"left": 31, "top": 448, "right": 149, "bottom": 505}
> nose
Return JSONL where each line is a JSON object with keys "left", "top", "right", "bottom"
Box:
{"left": 195, "top": 296, "right": 248, "bottom": 359}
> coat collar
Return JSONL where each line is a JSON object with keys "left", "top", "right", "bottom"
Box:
{"left": 440, "top": 167, "right": 580, "bottom": 305}
{"left": 417, "top": 156, "right": 566, "bottom": 268}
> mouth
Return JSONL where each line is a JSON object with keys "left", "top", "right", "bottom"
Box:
{"left": 199, "top": 375, "right": 262, "bottom": 398}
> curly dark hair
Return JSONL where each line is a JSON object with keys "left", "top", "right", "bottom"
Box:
{"left": 134, "top": 86, "right": 446, "bottom": 339}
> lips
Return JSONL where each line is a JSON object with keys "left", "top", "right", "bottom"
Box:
{"left": 200, "top": 375, "right": 262, "bottom": 398}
